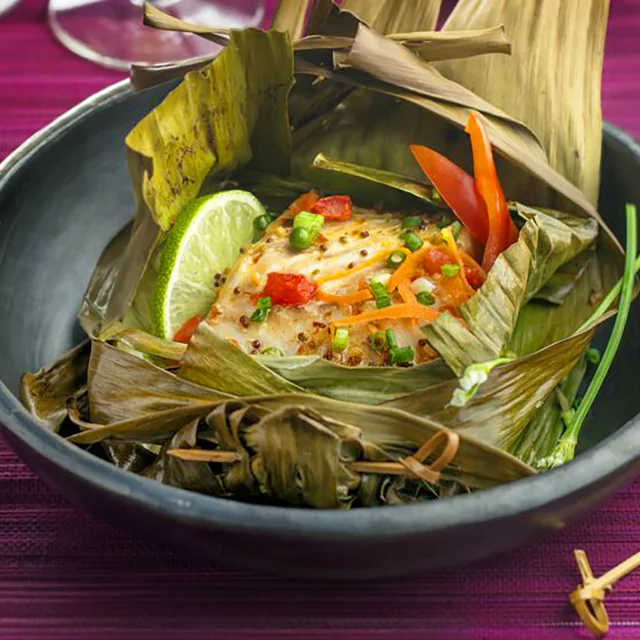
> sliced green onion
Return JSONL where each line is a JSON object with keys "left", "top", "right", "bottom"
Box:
{"left": 450, "top": 221, "right": 462, "bottom": 239}
{"left": 250, "top": 296, "right": 272, "bottom": 322}
{"left": 369, "top": 331, "right": 387, "bottom": 352}
{"left": 401, "top": 231, "right": 424, "bottom": 253}
{"left": 333, "top": 328, "right": 349, "bottom": 352}
{"left": 294, "top": 211, "right": 324, "bottom": 236}
{"left": 586, "top": 347, "right": 601, "bottom": 365}
{"left": 389, "top": 346, "right": 414, "bottom": 365}
{"left": 370, "top": 281, "right": 391, "bottom": 309}
{"left": 261, "top": 346, "right": 284, "bottom": 356}
{"left": 289, "top": 227, "right": 314, "bottom": 251}
{"left": 401, "top": 216, "right": 421, "bottom": 230}
{"left": 441, "top": 263, "right": 461, "bottom": 278}
{"left": 385, "top": 329, "right": 398, "bottom": 350}
{"left": 417, "top": 291, "right": 436, "bottom": 306}
{"left": 253, "top": 214, "right": 271, "bottom": 233}
{"left": 387, "top": 250, "right": 407, "bottom": 268}
{"left": 538, "top": 203, "right": 638, "bottom": 468}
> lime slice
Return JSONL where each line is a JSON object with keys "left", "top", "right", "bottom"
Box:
{"left": 153, "top": 190, "right": 265, "bottom": 339}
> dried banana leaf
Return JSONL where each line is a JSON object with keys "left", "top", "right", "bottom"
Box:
{"left": 438, "top": 0, "right": 609, "bottom": 206}
{"left": 386, "top": 322, "right": 598, "bottom": 451}
{"left": 534, "top": 249, "right": 596, "bottom": 306}
{"left": 20, "top": 341, "right": 90, "bottom": 432}
{"left": 272, "top": 0, "right": 312, "bottom": 40}
{"left": 340, "top": 0, "right": 442, "bottom": 34}
{"left": 143, "top": 2, "right": 229, "bottom": 45}
{"left": 424, "top": 206, "right": 598, "bottom": 375}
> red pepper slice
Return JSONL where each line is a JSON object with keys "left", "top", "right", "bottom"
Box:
{"left": 410, "top": 144, "right": 489, "bottom": 244}
{"left": 465, "top": 113, "right": 518, "bottom": 270}
{"left": 310, "top": 195, "right": 352, "bottom": 221}
{"left": 422, "top": 247, "right": 485, "bottom": 290}
{"left": 288, "top": 191, "right": 320, "bottom": 215}
{"left": 173, "top": 314, "right": 201, "bottom": 344}
{"left": 262, "top": 272, "right": 317, "bottom": 306}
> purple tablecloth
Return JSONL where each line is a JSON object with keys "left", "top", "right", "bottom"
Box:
{"left": 1, "top": 1, "right": 639, "bottom": 638}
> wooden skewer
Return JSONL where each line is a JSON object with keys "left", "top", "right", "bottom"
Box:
{"left": 570, "top": 549, "right": 640, "bottom": 637}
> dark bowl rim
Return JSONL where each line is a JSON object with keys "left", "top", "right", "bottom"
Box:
{"left": 0, "top": 79, "right": 639, "bottom": 540}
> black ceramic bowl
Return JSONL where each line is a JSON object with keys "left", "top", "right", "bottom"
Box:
{"left": 1, "top": 80, "right": 639, "bottom": 579}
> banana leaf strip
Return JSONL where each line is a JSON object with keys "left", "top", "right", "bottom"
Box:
{"left": 20, "top": 341, "right": 91, "bottom": 433}
{"left": 141, "top": 418, "right": 227, "bottom": 495}
{"left": 534, "top": 249, "right": 596, "bottom": 305}
{"left": 386, "top": 322, "right": 598, "bottom": 451}
{"left": 424, "top": 205, "right": 598, "bottom": 374}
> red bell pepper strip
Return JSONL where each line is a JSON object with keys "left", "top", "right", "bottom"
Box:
{"left": 465, "top": 112, "right": 518, "bottom": 270}
{"left": 310, "top": 195, "right": 352, "bottom": 221}
{"left": 173, "top": 314, "right": 201, "bottom": 344}
{"left": 288, "top": 191, "right": 320, "bottom": 215}
{"left": 410, "top": 144, "right": 489, "bottom": 244}
{"left": 262, "top": 272, "right": 317, "bottom": 306}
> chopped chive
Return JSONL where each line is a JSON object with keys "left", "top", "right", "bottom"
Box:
{"left": 261, "top": 346, "right": 284, "bottom": 356}
{"left": 289, "top": 227, "right": 314, "bottom": 251}
{"left": 369, "top": 331, "right": 387, "bottom": 352}
{"left": 389, "top": 346, "right": 415, "bottom": 365}
{"left": 253, "top": 214, "right": 271, "bottom": 233}
{"left": 333, "top": 328, "right": 349, "bottom": 352}
{"left": 401, "top": 231, "right": 424, "bottom": 252}
{"left": 401, "top": 216, "right": 421, "bottom": 230}
{"left": 586, "top": 347, "right": 601, "bottom": 365}
{"left": 450, "top": 221, "right": 462, "bottom": 239}
{"left": 385, "top": 329, "right": 398, "bottom": 350}
{"left": 250, "top": 296, "right": 272, "bottom": 322}
{"left": 293, "top": 210, "right": 324, "bottom": 237}
{"left": 417, "top": 291, "right": 436, "bottom": 306}
{"left": 441, "top": 263, "right": 461, "bottom": 278}
{"left": 370, "top": 281, "right": 391, "bottom": 309}
{"left": 387, "top": 250, "right": 407, "bottom": 268}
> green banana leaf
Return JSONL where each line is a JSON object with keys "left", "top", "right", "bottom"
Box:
{"left": 385, "top": 322, "right": 597, "bottom": 451}
{"left": 423, "top": 205, "right": 598, "bottom": 375}
{"left": 19, "top": 341, "right": 90, "bottom": 433}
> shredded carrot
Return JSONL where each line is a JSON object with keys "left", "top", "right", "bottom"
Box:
{"left": 332, "top": 303, "right": 440, "bottom": 329}
{"left": 316, "top": 289, "right": 373, "bottom": 305}
{"left": 316, "top": 249, "right": 392, "bottom": 286}
{"left": 387, "top": 246, "right": 430, "bottom": 292}
{"left": 441, "top": 227, "right": 476, "bottom": 297}
{"left": 398, "top": 281, "right": 419, "bottom": 325}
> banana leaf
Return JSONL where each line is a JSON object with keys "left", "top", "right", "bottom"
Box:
{"left": 19, "top": 341, "right": 90, "bottom": 433}
{"left": 386, "top": 322, "right": 598, "bottom": 451}
{"left": 424, "top": 205, "right": 598, "bottom": 375}
{"left": 534, "top": 249, "right": 596, "bottom": 305}
{"left": 70, "top": 338, "right": 533, "bottom": 492}
{"left": 340, "top": 0, "right": 442, "bottom": 34}
{"left": 438, "top": 0, "right": 609, "bottom": 207}
{"left": 102, "top": 29, "right": 294, "bottom": 332}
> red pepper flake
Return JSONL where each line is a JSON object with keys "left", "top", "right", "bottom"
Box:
{"left": 319, "top": 243, "right": 329, "bottom": 252}
{"left": 297, "top": 332, "right": 308, "bottom": 342}
{"left": 360, "top": 249, "right": 368, "bottom": 257}
{"left": 261, "top": 272, "right": 317, "bottom": 306}
{"left": 251, "top": 339, "right": 262, "bottom": 350}
{"left": 360, "top": 230, "right": 370, "bottom": 238}
{"left": 233, "top": 287, "right": 241, "bottom": 295}
{"left": 313, "top": 321, "right": 327, "bottom": 329}
{"left": 418, "top": 339, "right": 429, "bottom": 347}
{"left": 348, "top": 262, "right": 356, "bottom": 270}
{"left": 239, "top": 315, "right": 250, "bottom": 328}
{"left": 310, "top": 195, "right": 353, "bottom": 221}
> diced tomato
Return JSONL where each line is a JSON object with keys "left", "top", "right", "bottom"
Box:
{"left": 173, "top": 314, "right": 201, "bottom": 344}
{"left": 262, "top": 272, "right": 317, "bottom": 306}
{"left": 310, "top": 195, "right": 352, "bottom": 221}
{"left": 464, "top": 264, "right": 486, "bottom": 290}
{"left": 288, "top": 191, "right": 320, "bottom": 215}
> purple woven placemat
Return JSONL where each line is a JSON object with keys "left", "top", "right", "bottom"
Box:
{"left": 1, "top": 1, "right": 639, "bottom": 638}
